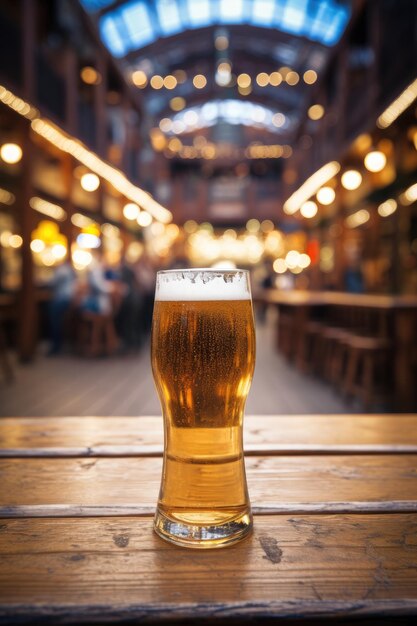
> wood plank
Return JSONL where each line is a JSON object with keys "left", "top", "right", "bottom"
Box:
{"left": 1, "top": 455, "right": 417, "bottom": 517}
{"left": 0, "top": 515, "right": 416, "bottom": 623}
{"left": 1, "top": 415, "right": 416, "bottom": 457}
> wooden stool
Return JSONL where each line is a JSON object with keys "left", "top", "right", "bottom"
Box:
{"left": 276, "top": 312, "right": 294, "bottom": 360}
{"left": 76, "top": 311, "right": 118, "bottom": 357}
{"left": 343, "top": 335, "right": 392, "bottom": 410}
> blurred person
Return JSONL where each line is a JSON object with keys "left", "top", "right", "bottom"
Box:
{"left": 115, "top": 261, "right": 143, "bottom": 350}
{"left": 48, "top": 259, "right": 77, "bottom": 355}
{"left": 133, "top": 253, "right": 156, "bottom": 340}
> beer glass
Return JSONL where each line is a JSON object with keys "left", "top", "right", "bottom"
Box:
{"left": 151, "top": 269, "right": 256, "bottom": 548}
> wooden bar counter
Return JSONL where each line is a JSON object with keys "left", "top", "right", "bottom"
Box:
{"left": 1, "top": 414, "right": 417, "bottom": 624}
{"left": 257, "top": 290, "right": 417, "bottom": 411}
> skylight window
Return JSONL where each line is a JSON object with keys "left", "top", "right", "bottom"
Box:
{"left": 156, "top": 0, "right": 182, "bottom": 36}
{"left": 90, "top": 0, "right": 351, "bottom": 57}
{"left": 122, "top": 2, "right": 154, "bottom": 48}
{"left": 252, "top": 0, "right": 276, "bottom": 26}
{"left": 188, "top": 0, "right": 212, "bottom": 27}
{"left": 219, "top": 0, "right": 244, "bottom": 24}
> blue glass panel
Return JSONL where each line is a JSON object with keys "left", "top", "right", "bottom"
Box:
{"left": 156, "top": 0, "right": 183, "bottom": 36}
{"left": 252, "top": 0, "right": 276, "bottom": 26}
{"left": 121, "top": 1, "right": 155, "bottom": 48}
{"left": 280, "top": 0, "right": 309, "bottom": 35}
{"left": 95, "top": 0, "right": 351, "bottom": 55}
{"left": 187, "top": 0, "right": 212, "bottom": 27}
{"left": 99, "top": 15, "right": 126, "bottom": 57}
{"left": 80, "top": 0, "right": 115, "bottom": 11}
{"left": 219, "top": 0, "right": 244, "bottom": 23}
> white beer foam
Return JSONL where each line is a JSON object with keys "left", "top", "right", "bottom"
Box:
{"left": 156, "top": 270, "right": 251, "bottom": 301}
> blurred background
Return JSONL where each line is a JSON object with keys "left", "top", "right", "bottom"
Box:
{"left": 0, "top": 0, "right": 416, "bottom": 416}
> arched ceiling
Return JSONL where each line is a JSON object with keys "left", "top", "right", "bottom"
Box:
{"left": 80, "top": 0, "right": 352, "bottom": 156}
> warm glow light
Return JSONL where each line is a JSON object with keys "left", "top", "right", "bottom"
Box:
{"left": 286, "top": 71, "right": 299, "bottom": 86}
{"left": 132, "top": 70, "right": 148, "bottom": 88}
{"left": 31, "top": 113, "right": 171, "bottom": 224}
{"left": 256, "top": 72, "right": 269, "bottom": 87}
{"left": 0, "top": 187, "right": 15, "bottom": 205}
{"left": 272, "top": 112, "right": 285, "bottom": 128}
{"left": 303, "top": 70, "right": 317, "bottom": 85}
{"left": 215, "top": 35, "right": 229, "bottom": 50}
{"left": 72, "top": 249, "right": 93, "bottom": 269}
{"left": 193, "top": 74, "right": 207, "bottom": 89}
{"left": 80, "top": 172, "right": 100, "bottom": 192}
{"left": 378, "top": 199, "right": 397, "bottom": 217}
{"left": 30, "top": 239, "right": 45, "bottom": 253}
{"left": 150, "top": 75, "right": 164, "bottom": 89}
{"left": 273, "top": 258, "right": 287, "bottom": 273}
{"left": 51, "top": 243, "right": 67, "bottom": 259}
{"left": 77, "top": 233, "right": 100, "bottom": 249}
{"left": 269, "top": 72, "right": 282, "bottom": 86}
{"left": 29, "top": 196, "right": 67, "bottom": 221}
{"left": 170, "top": 97, "right": 186, "bottom": 111}
{"left": 299, "top": 253, "right": 311, "bottom": 268}
{"left": 283, "top": 161, "right": 340, "bottom": 214}
{"left": 316, "top": 186, "right": 335, "bottom": 205}
{"left": 364, "top": 150, "right": 387, "bottom": 172}
{"left": 246, "top": 218, "right": 260, "bottom": 232}
{"left": 377, "top": 78, "right": 417, "bottom": 128}
{"left": 137, "top": 211, "right": 152, "bottom": 227}
{"left": 80, "top": 66, "right": 101, "bottom": 85}
{"left": 0, "top": 85, "right": 39, "bottom": 120}
{"left": 300, "top": 200, "right": 318, "bottom": 218}
{"left": 237, "top": 73, "right": 251, "bottom": 89}
{"left": 123, "top": 202, "right": 140, "bottom": 220}
{"left": 345, "top": 209, "right": 370, "bottom": 228}
{"left": 9, "top": 234, "right": 23, "bottom": 248}
{"left": 0, "top": 143, "right": 22, "bottom": 164}
{"left": 71, "top": 213, "right": 93, "bottom": 228}
{"left": 341, "top": 170, "right": 362, "bottom": 190}
{"left": 163, "top": 75, "right": 177, "bottom": 90}
{"left": 159, "top": 118, "right": 172, "bottom": 132}
{"left": 400, "top": 183, "right": 417, "bottom": 205}
{"left": 308, "top": 104, "right": 324, "bottom": 120}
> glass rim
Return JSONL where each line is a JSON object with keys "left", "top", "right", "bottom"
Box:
{"left": 157, "top": 268, "right": 249, "bottom": 275}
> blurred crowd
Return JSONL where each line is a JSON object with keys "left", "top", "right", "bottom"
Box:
{"left": 47, "top": 253, "right": 156, "bottom": 357}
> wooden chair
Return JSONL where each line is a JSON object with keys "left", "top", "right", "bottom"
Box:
{"left": 76, "top": 311, "right": 119, "bottom": 357}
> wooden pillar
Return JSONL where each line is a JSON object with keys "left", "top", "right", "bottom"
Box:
{"left": 95, "top": 54, "right": 108, "bottom": 158}
{"left": 65, "top": 46, "right": 78, "bottom": 136}
{"left": 18, "top": 0, "right": 37, "bottom": 361}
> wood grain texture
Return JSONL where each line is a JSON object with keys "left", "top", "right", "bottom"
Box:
{"left": 1, "top": 455, "right": 417, "bottom": 516}
{"left": 0, "top": 515, "right": 416, "bottom": 623}
{"left": 1, "top": 415, "right": 416, "bottom": 457}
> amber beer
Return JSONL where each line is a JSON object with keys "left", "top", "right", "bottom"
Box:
{"left": 151, "top": 269, "right": 255, "bottom": 548}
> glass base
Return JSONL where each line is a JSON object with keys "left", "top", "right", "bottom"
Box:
{"left": 153, "top": 508, "right": 253, "bottom": 549}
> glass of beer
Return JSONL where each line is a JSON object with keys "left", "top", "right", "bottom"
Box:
{"left": 151, "top": 269, "right": 256, "bottom": 548}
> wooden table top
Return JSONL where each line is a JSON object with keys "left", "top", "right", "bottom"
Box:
{"left": 1, "top": 414, "right": 417, "bottom": 624}
{"left": 256, "top": 289, "right": 417, "bottom": 309}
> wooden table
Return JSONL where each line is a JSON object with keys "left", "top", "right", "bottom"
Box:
{"left": 1, "top": 414, "right": 417, "bottom": 624}
{"left": 257, "top": 290, "right": 417, "bottom": 411}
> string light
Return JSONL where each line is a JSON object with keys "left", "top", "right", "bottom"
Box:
{"left": 237, "top": 74, "right": 251, "bottom": 89}
{"left": 303, "top": 70, "right": 317, "bottom": 84}
{"left": 80, "top": 172, "right": 100, "bottom": 192}
{"left": 0, "top": 143, "right": 22, "bottom": 164}
{"left": 29, "top": 197, "right": 67, "bottom": 221}
{"left": 377, "top": 78, "right": 417, "bottom": 128}
{"left": 269, "top": 72, "right": 282, "bottom": 86}
{"left": 170, "top": 97, "right": 186, "bottom": 111}
{"left": 286, "top": 71, "right": 299, "bottom": 86}
{"left": 316, "top": 186, "right": 335, "bottom": 205}
{"left": 283, "top": 161, "right": 340, "bottom": 214}
{"left": 132, "top": 70, "right": 148, "bottom": 88}
{"left": 0, "top": 84, "right": 39, "bottom": 120}
{"left": 341, "top": 170, "right": 362, "bottom": 190}
{"left": 399, "top": 183, "right": 417, "bottom": 205}
{"left": 300, "top": 200, "right": 318, "bottom": 218}
{"left": 256, "top": 73, "right": 269, "bottom": 87}
{"left": 163, "top": 75, "right": 177, "bottom": 90}
{"left": 80, "top": 67, "right": 101, "bottom": 85}
{"left": 308, "top": 104, "right": 325, "bottom": 120}
{"left": 123, "top": 203, "right": 140, "bottom": 220}
{"left": 345, "top": 209, "right": 370, "bottom": 228}
{"left": 31, "top": 118, "right": 171, "bottom": 223}
{"left": 193, "top": 74, "right": 207, "bottom": 89}
{"left": 0, "top": 187, "right": 15, "bottom": 205}
{"left": 150, "top": 75, "right": 164, "bottom": 89}
{"left": 378, "top": 199, "right": 397, "bottom": 217}
{"left": 364, "top": 150, "right": 387, "bottom": 172}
